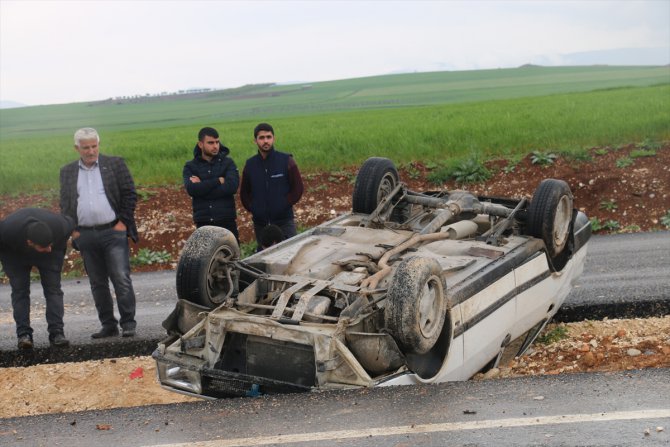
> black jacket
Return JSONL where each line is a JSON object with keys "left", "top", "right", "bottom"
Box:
{"left": 183, "top": 144, "right": 239, "bottom": 223}
{"left": 0, "top": 208, "right": 74, "bottom": 255}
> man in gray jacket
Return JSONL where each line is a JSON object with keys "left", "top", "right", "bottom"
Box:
{"left": 60, "top": 127, "right": 138, "bottom": 339}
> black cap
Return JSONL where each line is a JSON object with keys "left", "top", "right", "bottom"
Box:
{"left": 26, "top": 221, "right": 53, "bottom": 247}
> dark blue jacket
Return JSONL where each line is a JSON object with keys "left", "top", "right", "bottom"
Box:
{"left": 183, "top": 145, "right": 239, "bottom": 223}
{"left": 241, "top": 149, "right": 301, "bottom": 226}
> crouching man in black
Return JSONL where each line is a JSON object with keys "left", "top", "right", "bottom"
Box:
{"left": 0, "top": 208, "right": 74, "bottom": 349}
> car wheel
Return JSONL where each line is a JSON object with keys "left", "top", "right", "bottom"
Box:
{"left": 176, "top": 226, "right": 240, "bottom": 309}
{"left": 527, "top": 179, "right": 574, "bottom": 258}
{"left": 352, "top": 157, "right": 399, "bottom": 214}
{"left": 385, "top": 257, "right": 447, "bottom": 355}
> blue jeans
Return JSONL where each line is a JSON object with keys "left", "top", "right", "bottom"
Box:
{"left": 0, "top": 249, "right": 66, "bottom": 338}
{"left": 76, "top": 228, "right": 136, "bottom": 330}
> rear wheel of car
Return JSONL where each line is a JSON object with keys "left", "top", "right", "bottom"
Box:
{"left": 527, "top": 179, "right": 573, "bottom": 259}
{"left": 176, "top": 226, "right": 240, "bottom": 309}
{"left": 385, "top": 257, "right": 447, "bottom": 355}
{"left": 352, "top": 157, "right": 399, "bottom": 214}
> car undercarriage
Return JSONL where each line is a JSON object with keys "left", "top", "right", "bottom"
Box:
{"left": 154, "top": 157, "right": 591, "bottom": 398}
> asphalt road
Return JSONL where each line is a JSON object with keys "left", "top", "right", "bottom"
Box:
{"left": 1, "top": 368, "right": 668, "bottom": 446}
{"left": 1, "top": 231, "right": 669, "bottom": 365}
{"left": 1, "top": 231, "right": 669, "bottom": 446}
{"left": 558, "top": 230, "right": 670, "bottom": 321}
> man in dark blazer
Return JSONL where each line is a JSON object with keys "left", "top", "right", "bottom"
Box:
{"left": 0, "top": 208, "right": 75, "bottom": 348}
{"left": 59, "top": 127, "right": 138, "bottom": 339}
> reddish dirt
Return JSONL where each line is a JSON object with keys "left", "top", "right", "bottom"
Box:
{"left": 474, "top": 316, "right": 670, "bottom": 381}
{"left": 0, "top": 143, "right": 668, "bottom": 276}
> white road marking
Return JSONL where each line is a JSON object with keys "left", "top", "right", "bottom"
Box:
{"left": 145, "top": 409, "right": 670, "bottom": 447}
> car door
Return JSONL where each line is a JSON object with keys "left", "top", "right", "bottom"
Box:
{"left": 460, "top": 266, "right": 518, "bottom": 378}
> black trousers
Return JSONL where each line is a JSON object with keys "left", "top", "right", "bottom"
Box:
{"left": 0, "top": 249, "right": 66, "bottom": 338}
{"left": 76, "top": 227, "right": 136, "bottom": 331}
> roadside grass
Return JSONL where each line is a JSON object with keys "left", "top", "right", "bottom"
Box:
{"left": 530, "top": 151, "right": 558, "bottom": 166}
{"left": 1, "top": 83, "right": 669, "bottom": 195}
{"left": 615, "top": 157, "right": 634, "bottom": 168}
{"left": 559, "top": 147, "right": 593, "bottom": 163}
{"left": 630, "top": 148, "right": 657, "bottom": 158}
{"left": 661, "top": 211, "right": 670, "bottom": 229}
{"left": 590, "top": 217, "right": 621, "bottom": 232}
{"left": 136, "top": 190, "right": 158, "bottom": 202}
{"left": 130, "top": 248, "right": 171, "bottom": 267}
{"left": 536, "top": 326, "right": 569, "bottom": 344}
{"left": 239, "top": 241, "right": 257, "bottom": 259}
{"left": 427, "top": 154, "right": 491, "bottom": 185}
{"left": 599, "top": 199, "right": 618, "bottom": 211}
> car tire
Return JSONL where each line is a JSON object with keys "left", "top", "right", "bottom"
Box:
{"left": 527, "top": 179, "right": 574, "bottom": 259}
{"left": 385, "top": 257, "right": 447, "bottom": 355}
{"left": 352, "top": 157, "right": 399, "bottom": 214}
{"left": 176, "top": 226, "right": 240, "bottom": 309}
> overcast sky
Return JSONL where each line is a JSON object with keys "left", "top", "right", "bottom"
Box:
{"left": 1, "top": 0, "right": 669, "bottom": 106}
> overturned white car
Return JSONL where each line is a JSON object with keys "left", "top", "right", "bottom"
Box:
{"left": 154, "top": 157, "right": 591, "bottom": 398}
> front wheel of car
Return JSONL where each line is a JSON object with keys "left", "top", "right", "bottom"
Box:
{"left": 176, "top": 226, "right": 240, "bottom": 309}
{"left": 385, "top": 257, "right": 447, "bottom": 355}
{"left": 352, "top": 157, "right": 399, "bottom": 214}
{"left": 527, "top": 179, "right": 574, "bottom": 259}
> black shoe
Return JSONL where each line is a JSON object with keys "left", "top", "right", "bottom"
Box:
{"left": 91, "top": 327, "right": 119, "bottom": 339}
{"left": 17, "top": 334, "right": 33, "bottom": 350}
{"left": 121, "top": 327, "right": 136, "bottom": 338}
{"left": 49, "top": 333, "right": 70, "bottom": 347}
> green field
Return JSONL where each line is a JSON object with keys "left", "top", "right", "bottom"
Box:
{"left": 0, "top": 66, "right": 669, "bottom": 195}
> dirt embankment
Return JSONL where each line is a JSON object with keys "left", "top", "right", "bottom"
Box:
{"left": 0, "top": 143, "right": 668, "bottom": 277}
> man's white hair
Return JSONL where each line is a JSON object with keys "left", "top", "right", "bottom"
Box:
{"left": 74, "top": 128, "right": 100, "bottom": 146}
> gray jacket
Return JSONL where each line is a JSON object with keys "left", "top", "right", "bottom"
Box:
{"left": 59, "top": 154, "right": 138, "bottom": 242}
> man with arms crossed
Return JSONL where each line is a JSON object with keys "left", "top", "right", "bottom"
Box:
{"left": 0, "top": 208, "right": 74, "bottom": 348}
{"left": 60, "top": 127, "right": 138, "bottom": 338}
{"left": 240, "top": 123, "right": 304, "bottom": 249}
{"left": 183, "top": 127, "right": 240, "bottom": 241}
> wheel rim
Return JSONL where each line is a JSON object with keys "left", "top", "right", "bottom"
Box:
{"left": 552, "top": 195, "right": 572, "bottom": 250}
{"left": 418, "top": 276, "right": 444, "bottom": 339}
{"left": 376, "top": 172, "right": 397, "bottom": 204}
{"left": 206, "top": 245, "right": 236, "bottom": 304}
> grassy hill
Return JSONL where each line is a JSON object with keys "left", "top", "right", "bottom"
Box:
{"left": 1, "top": 65, "right": 668, "bottom": 140}
{"left": 0, "top": 65, "right": 669, "bottom": 195}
